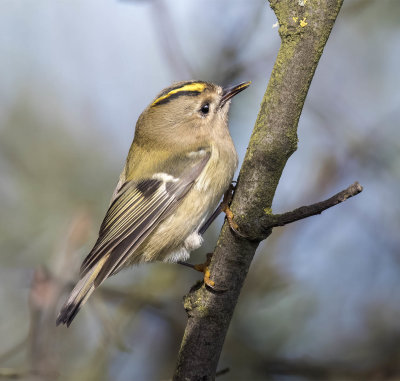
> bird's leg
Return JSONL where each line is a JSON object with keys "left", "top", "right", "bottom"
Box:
{"left": 177, "top": 253, "right": 215, "bottom": 288}
{"left": 199, "top": 182, "right": 243, "bottom": 236}
{"left": 219, "top": 183, "right": 241, "bottom": 233}
{"left": 198, "top": 183, "right": 236, "bottom": 235}
{"left": 177, "top": 183, "right": 248, "bottom": 287}
{"left": 194, "top": 252, "right": 214, "bottom": 288}
{"left": 201, "top": 182, "right": 248, "bottom": 238}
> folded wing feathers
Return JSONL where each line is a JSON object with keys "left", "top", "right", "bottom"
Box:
{"left": 80, "top": 182, "right": 164, "bottom": 277}
{"left": 57, "top": 152, "right": 210, "bottom": 326}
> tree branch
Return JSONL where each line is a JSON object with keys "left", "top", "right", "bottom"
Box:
{"left": 173, "top": 1, "right": 347, "bottom": 380}
{"left": 263, "top": 181, "right": 363, "bottom": 229}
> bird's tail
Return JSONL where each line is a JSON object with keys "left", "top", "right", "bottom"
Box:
{"left": 56, "top": 254, "right": 109, "bottom": 327}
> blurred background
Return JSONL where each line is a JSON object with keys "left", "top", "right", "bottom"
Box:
{"left": 1, "top": 0, "right": 399, "bottom": 380}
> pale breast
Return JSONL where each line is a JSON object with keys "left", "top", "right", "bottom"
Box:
{"left": 154, "top": 142, "right": 237, "bottom": 263}
{"left": 126, "top": 138, "right": 238, "bottom": 264}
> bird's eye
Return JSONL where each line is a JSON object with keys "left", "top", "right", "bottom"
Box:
{"left": 200, "top": 103, "right": 210, "bottom": 115}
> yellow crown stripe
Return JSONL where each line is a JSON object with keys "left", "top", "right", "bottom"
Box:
{"left": 151, "top": 82, "right": 206, "bottom": 106}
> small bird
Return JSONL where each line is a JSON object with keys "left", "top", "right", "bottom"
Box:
{"left": 56, "top": 80, "right": 250, "bottom": 326}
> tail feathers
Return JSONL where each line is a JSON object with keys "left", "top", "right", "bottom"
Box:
{"left": 56, "top": 273, "right": 96, "bottom": 327}
{"left": 56, "top": 254, "right": 110, "bottom": 327}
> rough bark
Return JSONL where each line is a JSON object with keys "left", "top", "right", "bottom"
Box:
{"left": 173, "top": 1, "right": 347, "bottom": 380}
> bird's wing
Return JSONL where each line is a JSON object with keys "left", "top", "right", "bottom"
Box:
{"left": 79, "top": 150, "right": 210, "bottom": 287}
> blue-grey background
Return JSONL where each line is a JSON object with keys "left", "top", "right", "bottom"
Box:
{"left": 1, "top": 1, "right": 399, "bottom": 380}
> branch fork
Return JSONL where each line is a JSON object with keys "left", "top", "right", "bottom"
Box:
{"left": 232, "top": 181, "right": 363, "bottom": 241}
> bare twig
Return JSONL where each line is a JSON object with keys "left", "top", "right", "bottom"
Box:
{"left": 215, "top": 367, "right": 230, "bottom": 377}
{"left": 263, "top": 182, "right": 363, "bottom": 229}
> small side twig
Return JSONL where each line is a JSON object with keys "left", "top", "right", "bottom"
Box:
{"left": 263, "top": 182, "right": 363, "bottom": 229}
{"left": 215, "top": 367, "right": 230, "bottom": 377}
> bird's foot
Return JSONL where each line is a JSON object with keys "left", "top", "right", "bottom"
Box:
{"left": 178, "top": 253, "right": 215, "bottom": 288}
{"left": 220, "top": 186, "right": 249, "bottom": 239}
{"left": 193, "top": 253, "right": 215, "bottom": 288}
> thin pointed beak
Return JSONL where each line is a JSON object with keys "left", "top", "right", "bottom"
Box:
{"left": 220, "top": 81, "right": 251, "bottom": 108}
